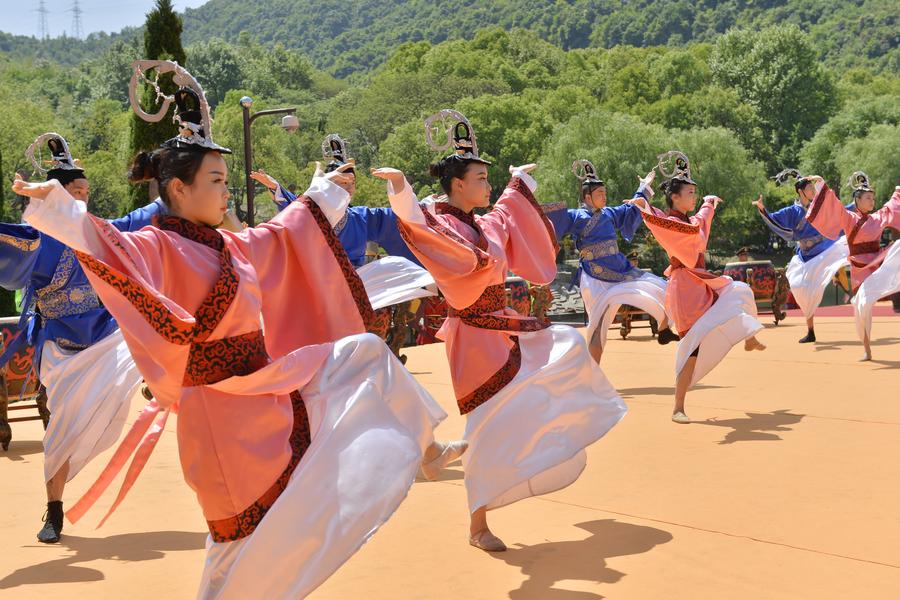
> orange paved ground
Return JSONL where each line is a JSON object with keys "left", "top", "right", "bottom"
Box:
{"left": 2, "top": 314, "right": 899, "bottom": 599}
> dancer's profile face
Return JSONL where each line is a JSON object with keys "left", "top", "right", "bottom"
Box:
{"left": 796, "top": 185, "right": 815, "bottom": 206}
{"left": 450, "top": 163, "right": 491, "bottom": 211}
{"left": 168, "top": 152, "right": 231, "bottom": 227}
{"left": 64, "top": 178, "right": 89, "bottom": 203}
{"left": 671, "top": 183, "right": 697, "bottom": 214}
{"left": 855, "top": 191, "right": 875, "bottom": 214}
{"left": 583, "top": 186, "right": 607, "bottom": 210}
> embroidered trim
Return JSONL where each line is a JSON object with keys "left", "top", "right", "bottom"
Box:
{"left": 182, "top": 330, "right": 269, "bottom": 387}
{"left": 41, "top": 247, "right": 76, "bottom": 296}
{"left": 508, "top": 177, "right": 560, "bottom": 254}
{"left": 447, "top": 284, "right": 549, "bottom": 332}
{"left": 848, "top": 241, "right": 881, "bottom": 256}
{"left": 541, "top": 201, "right": 568, "bottom": 213}
{"left": 36, "top": 284, "right": 102, "bottom": 319}
{"left": 332, "top": 212, "right": 349, "bottom": 236}
{"left": 797, "top": 235, "right": 826, "bottom": 251}
{"left": 642, "top": 209, "right": 700, "bottom": 234}
{"left": 207, "top": 390, "right": 312, "bottom": 542}
{"left": 0, "top": 231, "right": 40, "bottom": 252}
{"left": 404, "top": 208, "right": 490, "bottom": 270}
{"left": 56, "top": 337, "right": 89, "bottom": 352}
{"left": 846, "top": 213, "right": 869, "bottom": 246}
{"left": 585, "top": 262, "right": 644, "bottom": 282}
{"left": 806, "top": 184, "right": 828, "bottom": 224}
{"left": 457, "top": 337, "right": 521, "bottom": 415}
{"left": 302, "top": 198, "right": 375, "bottom": 329}
{"left": 154, "top": 215, "right": 224, "bottom": 251}
{"left": 579, "top": 239, "right": 620, "bottom": 260}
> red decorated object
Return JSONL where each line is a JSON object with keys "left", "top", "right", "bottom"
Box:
{"left": 505, "top": 277, "right": 531, "bottom": 316}
{"left": 723, "top": 260, "right": 777, "bottom": 300}
{"left": 417, "top": 295, "right": 448, "bottom": 345}
{"left": 1, "top": 316, "right": 49, "bottom": 451}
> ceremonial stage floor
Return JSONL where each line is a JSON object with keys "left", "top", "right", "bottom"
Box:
{"left": 2, "top": 314, "right": 899, "bottom": 599}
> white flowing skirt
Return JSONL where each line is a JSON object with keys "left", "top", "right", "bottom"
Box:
{"left": 786, "top": 237, "right": 849, "bottom": 320}
{"left": 675, "top": 281, "right": 763, "bottom": 388}
{"left": 357, "top": 256, "right": 437, "bottom": 310}
{"left": 852, "top": 242, "right": 900, "bottom": 342}
{"left": 197, "top": 333, "right": 446, "bottom": 600}
{"left": 462, "top": 325, "right": 627, "bottom": 513}
{"left": 579, "top": 270, "right": 668, "bottom": 347}
{"left": 40, "top": 329, "right": 143, "bottom": 483}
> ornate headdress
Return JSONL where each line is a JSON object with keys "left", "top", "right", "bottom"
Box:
{"left": 321, "top": 133, "right": 354, "bottom": 174}
{"left": 128, "top": 59, "right": 231, "bottom": 154}
{"left": 424, "top": 109, "right": 491, "bottom": 174}
{"left": 657, "top": 150, "right": 696, "bottom": 186}
{"left": 572, "top": 159, "right": 604, "bottom": 191}
{"left": 849, "top": 171, "right": 874, "bottom": 195}
{"left": 25, "top": 132, "right": 85, "bottom": 185}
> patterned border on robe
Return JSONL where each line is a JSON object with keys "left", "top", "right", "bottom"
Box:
{"left": 584, "top": 262, "right": 645, "bottom": 283}
{"left": 398, "top": 208, "right": 492, "bottom": 271}
{"left": 457, "top": 336, "right": 521, "bottom": 415}
{"left": 302, "top": 198, "right": 376, "bottom": 329}
{"left": 207, "top": 390, "right": 312, "bottom": 542}
{"left": 0, "top": 231, "right": 40, "bottom": 252}
{"left": 540, "top": 201, "right": 568, "bottom": 214}
{"left": 806, "top": 184, "right": 829, "bottom": 224}
{"left": 642, "top": 209, "right": 701, "bottom": 235}
{"left": 508, "top": 177, "right": 561, "bottom": 255}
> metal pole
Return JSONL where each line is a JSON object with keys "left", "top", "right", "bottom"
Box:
{"left": 241, "top": 103, "right": 255, "bottom": 227}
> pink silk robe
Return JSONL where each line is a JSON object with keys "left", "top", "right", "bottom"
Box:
{"left": 807, "top": 184, "right": 900, "bottom": 290}
{"left": 639, "top": 199, "right": 733, "bottom": 334}
{"left": 25, "top": 179, "right": 374, "bottom": 537}
{"left": 388, "top": 175, "right": 558, "bottom": 413}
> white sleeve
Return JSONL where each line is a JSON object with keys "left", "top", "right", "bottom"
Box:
{"left": 23, "top": 180, "right": 102, "bottom": 254}
{"left": 387, "top": 179, "right": 427, "bottom": 226}
{"left": 302, "top": 177, "right": 351, "bottom": 228}
{"left": 510, "top": 169, "right": 537, "bottom": 193}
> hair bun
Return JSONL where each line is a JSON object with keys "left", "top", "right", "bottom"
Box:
{"left": 428, "top": 162, "right": 445, "bottom": 179}
{"left": 127, "top": 150, "right": 160, "bottom": 183}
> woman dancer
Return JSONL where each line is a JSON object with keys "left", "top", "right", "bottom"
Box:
{"left": 805, "top": 172, "right": 900, "bottom": 360}
{"left": 0, "top": 133, "right": 164, "bottom": 543}
{"left": 544, "top": 159, "right": 677, "bottom": 364}
{"left": 630, "top": 151, "right": 765, "bottom": 424}
{"left": 754, "top": 168, "right": 849, "bottom": 343}
{"left": 372, "top": 109, "right": 627, "bottom": 552}
{"left": 14, "top": 60, "right": 448, "bottom": 599}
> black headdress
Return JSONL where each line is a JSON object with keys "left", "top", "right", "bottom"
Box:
{"left": 657, "top": 150, "right": 696, "bottom": 189}
{"left": 26, "top": 133, "right": 86, "bottom": 186}
{"left": 322, "top": 134, "right": 354, "bottom": 174}
{"left": 424, "top": 109, "right": 491, "bottom": 180}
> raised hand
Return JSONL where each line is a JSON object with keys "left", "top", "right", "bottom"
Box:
{"left": 250, "top": 169, "right": 278, "bottom": 191}
{"left": 638, "top": 169, "right": 656, "bottom": 198}
{"left": 704, "top": 195, "right": 724, "bottom": 209}
{"left": 325, "top": 161, "right": 355, "bottom": 187}
{"left": 370, "top": 167, "right": 406, "bottom": 190}
{"left": 510, "top": 164, "right": 537, "bottom": 175}
{"left": 752, "top": 194, "right": 765, "bottom": 210}
{"left": 12, "top": 173, "right": 56, "bottom": 201}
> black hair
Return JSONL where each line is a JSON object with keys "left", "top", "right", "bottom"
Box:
{"left": 128, "top": 147, "right": 216, "bottom": 205}
{"left": 428, "top": 155, "right": 483, "bottom": 195}
{"left": 581, "top": 180, "right": 605, "bottom": 199}
{"left": 660, "top": 178, "right": 692, "bottom": 209}
{"left": 324, "top": 160, "right": 355, "bottom": 175}
{"left": 795, "top": 178, "right": 811, "bottom": 193}
{"left": 852, "top": 187, "right": 874, "bottom": 200}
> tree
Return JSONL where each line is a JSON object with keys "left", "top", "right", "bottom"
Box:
{"left": 187, "top": 39, "right": 244, "bottom": 107}
{"left": 833, "top": 124, "right": 900, "bottom": 204}
{"left": 127, "top": 0, "right": 187, "bottom": 209}
{"left": 710, "top": 24, "right": 838, "bottom": 169}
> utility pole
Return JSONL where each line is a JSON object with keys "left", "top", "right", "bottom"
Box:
{"left": 36, "top": 0, "right": 50, "bottom": 40}
{"left": 70, "top": 0, "right": 84, "bottom": 39}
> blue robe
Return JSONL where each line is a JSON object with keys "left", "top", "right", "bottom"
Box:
{"left": 757, "top": 202, "right": 838, "bottom": 263}
{"left": 273, "top": 185, "right": 422, "bottom": 267}
{"left": 0, "top": 199, "right": 165, "bottom": 371}
{"left": 545, "top": 187, "right": 649, "bottom": 284}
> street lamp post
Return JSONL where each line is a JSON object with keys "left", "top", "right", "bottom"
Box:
{"left": 240, "top": 96, "right": 299, "bottom": 226}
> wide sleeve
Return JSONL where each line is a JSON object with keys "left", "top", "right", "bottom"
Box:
{"left": 272, "top": 182, "right": 295, "bottom": 212}
{"left": 807, "top": 183, "right": 856, "bottom": 240}
{"left": 638, "top": 200, "right": 712, "bottom": 269}
{"left": 108, "top": 199, "right": 166, "bottom": 232}
{"left": 544, "top": 206, "right": 578, "bottom": 240}
{"left": 225, "top": 178, "right": 374, "bottom": 359}
{"left": 364, "top": 206, "right": 399, "bottom": 245}
{"left": 604, "top": 203, "right": 643, "bottom": 243}
{"left": 757, "top": 203, "right": 801, "bottom": 242}
{"left": 477, "top": 173, "right": 559, "bottom": 284}
{"left": 874, "top": 186, "right": 900, "bottom": 231}
{"left": 0, "top": 223, "right": 41, "bottom": 290}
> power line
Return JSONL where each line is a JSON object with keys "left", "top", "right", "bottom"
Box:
{"left": 35, "top": 0, "right": 50, "bottom": 40}
{"left": 70, "top": 0, "right": 85, "bottom": 39}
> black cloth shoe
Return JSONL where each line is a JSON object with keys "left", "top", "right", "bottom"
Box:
{"left": 657, "top": 327, "right": 680, "bottom": 345}
{"left": 37, "top": 501, "right": 64, "bottom": 544}
{"left": 799, "top": 330, "right": 816, "bottom": 343}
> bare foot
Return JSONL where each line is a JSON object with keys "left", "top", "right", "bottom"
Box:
{"left": 744, "top": 337, "right": 766, "bottom": 352}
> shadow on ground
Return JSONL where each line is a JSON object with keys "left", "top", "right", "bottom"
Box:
{"left": 497, "top": 519, "right": 673, "bottom": 599}
{"left": 695, "top": 409, "right": 805, "bottom": 444}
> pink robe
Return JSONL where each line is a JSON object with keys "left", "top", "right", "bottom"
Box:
{"left": 387, "top": 173, "right": 626, "bottom": 513}
{"left": 639, "top": 199, "right": 732, "bottom": 334}
{"left": 25, "top": 179, "right": 445, "bottom": 598}
{"left": 807, "top": 184, "right": 900, "bottom": 290}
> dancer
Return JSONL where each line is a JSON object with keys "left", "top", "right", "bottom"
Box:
{"left": 805, "top": 172, "right": 900, "bottom": 360}
{"left": 372, "top": 109, "right": 627, "bottom": 552}
{"left": 252, "top": 134, "right": 436, "bottom": 362}
{"left": 544, "top": 159, "right": 677, "bottom": 364}
{"left": 753, "top": 168, "right": 849, "bottom": 343}
{"left": 0, "top": 133, "right": 164, "bottom": 543}
{"left": 629, "top": 151, "right": 765, "bottom": 424}
{"left": 14, "top": 60, "right": 449, "bottom": 599}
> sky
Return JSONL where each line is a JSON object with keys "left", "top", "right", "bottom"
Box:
{"left": 1, "top": 0, "right": 209, "bottom": 38}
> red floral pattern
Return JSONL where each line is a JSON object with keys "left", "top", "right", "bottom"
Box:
{"left": 182, "top": 330, "right": 269, "bottom": 387}
{"left": 642, "top": 209, "right": 700, "bottom": 234}
{"left": 207, "top": 390, "right": 312, "bottom": 542}
{"left": 448, "top": 284, "right": 549, "bottom": 332}
{"left": 508, "top": 177, "right": 560, "bottom": 254}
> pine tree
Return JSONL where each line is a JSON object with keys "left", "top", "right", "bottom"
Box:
{"left": 128, "top": 0, "right": 187, "bottom": 209}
